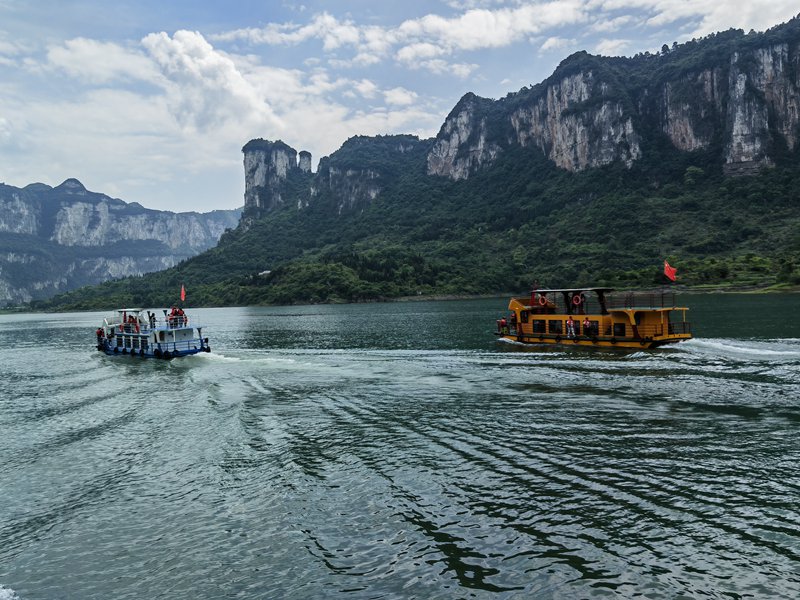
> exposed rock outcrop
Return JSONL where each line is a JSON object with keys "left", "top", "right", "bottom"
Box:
{"left": 427, "top": 94, "right": 501, "bottom": 180}
{"left": 424, "top": 27, "right": 800, "bottom": 181}
{"left": 241, "top": 139, "right": 312, "bottom": 219}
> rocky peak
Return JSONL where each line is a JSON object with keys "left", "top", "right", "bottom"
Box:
{"left": 55, "top": 178, "right": 88, "bottom": 195}
{"left": 241, "top": 139, "right": 300, "bottom": 216}
{"left": 299, "top": 151, "right": 312, "bottom": 173}
{"left": 427, "top": 93, "right": 500, "bottom": 180}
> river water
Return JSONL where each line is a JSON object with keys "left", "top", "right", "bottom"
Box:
{"left": 1, "top": 294, "right": 799, "bottom": 599}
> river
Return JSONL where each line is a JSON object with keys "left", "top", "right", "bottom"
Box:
{"left": 1, "top": 294, "right": 799, "bottom": 599}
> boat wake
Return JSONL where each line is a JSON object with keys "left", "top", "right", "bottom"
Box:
{"left": 679, "top": 337, "right": 800, "bottom": 362}
{"left": 0, "top": 585, "right": 20, "bottom": 600}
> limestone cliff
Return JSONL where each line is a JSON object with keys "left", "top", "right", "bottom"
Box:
{"left": 427, "top": 94, "right": 501, "bottom": 180}
{"left": 426, "top": 21, "right": 800, "bottom": 180}
{"left": 243, "top": 134, "right": 423, "bottom": 219}
{"left": 241, "top": 139, "right": 312, "bottom": 219}
{"left": 0, "top": 179, "right": 240, "bottom": 305}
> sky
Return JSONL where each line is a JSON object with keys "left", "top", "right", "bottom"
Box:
{"left": 1, "top": 1, "right": 798, "bottom": 213}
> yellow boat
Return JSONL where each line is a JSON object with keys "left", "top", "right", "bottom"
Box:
{"left": 495, "top": 287, "right": 692, "bottom": 349}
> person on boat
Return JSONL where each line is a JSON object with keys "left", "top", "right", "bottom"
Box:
{"left": 566, "top": 316, "right": 576, "bottom": 339}
{"left": 96, "top": 327, "right": 104, "bottom": 342}
{"left": 499, "top": 316, "right": 507, "bottom": 334}
{"left": 508, "top": 312, "right": 517, "bottom": 334}
{"left": 148, "top": 311, "right": 156, "bottom": 329}
{"left": 583, "top": 316, "right": 592, "bottom": 336}
{"left": 169, "top": 306, "right": 178, "bottom": 328}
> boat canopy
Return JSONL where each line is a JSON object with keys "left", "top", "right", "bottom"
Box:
{"left": 117, "top": 308, "right": 143, "bottom": 314}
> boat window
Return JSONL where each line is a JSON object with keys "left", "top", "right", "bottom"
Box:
{"left": 549, "top": 320, "right": 563, "bottom": 334}
{"left": 159, "top": 331, "right": 165, "bottom": 342}
{"left": 532, "top": 319, "right": 546, "bottom": 333}
{"left": 520, "top": 310, "right": 529, "bottom": 323}
{"left": 613, "top": 323, "right": 626, "bottom": 337}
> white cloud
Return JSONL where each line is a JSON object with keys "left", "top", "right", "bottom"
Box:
{"left": 213, "top": 2, "right": 590, "bottom": 77}
{"left": 395, "top": 42, "right": 446, "bottom": 64}
{"left": 141, "top": 30, "right": 281, "bottom": 131}
{"left": 383, "top": 87, "right": 418, "bottom": 106}
{"left": 540, "top": 36, "right": 577, "bottom": 52}
{"left": 354, "top": 78, "right": 378, "bottom": 98}
{"left": 45, "top": 38, "right": 158, "bottom": 84}
{"left": 212, "top": 12, "right": 361, "bottom": 51}
{"left": 396, "top": 2, "right": 588, "bottom": 52}
{"left": 594, "top": 38, "right": 629, "bottom": 56}
{"left": 590, "top": 15, "right": 639, "bottom": 33}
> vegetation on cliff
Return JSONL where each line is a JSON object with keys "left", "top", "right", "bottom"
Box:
{"left": 32, "top": 135, "right": 800, "bottom": 311}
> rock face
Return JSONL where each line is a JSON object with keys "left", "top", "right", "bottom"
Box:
{"left": 244, "top": 134, "right": 422, "bottom": 218}
{"left": 242, "top": 139, "right": 312, "bottom": 218}
{"left": 427, "top": 94, "right": 501, "bottom": 180}
{"left": 660, "top": 68, "right": 724, "bottom": 152}
{"left": 298, "top": 151, "right": 312, "bottom": 173}
{"left": 724, "top": 44, "right": 800, "bottom": 173}
{"left": 426, "top": 27, "right": 800, "bottom": 180}
{"left": 0, "top": 179, "right": 240, "bottom": 305}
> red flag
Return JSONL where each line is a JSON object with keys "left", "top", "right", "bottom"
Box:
{"left": 180, "top": 284, "right": 186, "bottom": 301}
{"left": 664, "top": 260, "right": 677, "bottom": 282}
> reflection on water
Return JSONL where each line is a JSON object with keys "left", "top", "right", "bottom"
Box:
{"left": 1, "top": 295, "right": 799, "bottom": 599}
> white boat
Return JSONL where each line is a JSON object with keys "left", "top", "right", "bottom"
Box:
{"left": 95, "top": 308, "right": 210, "bottom": 359}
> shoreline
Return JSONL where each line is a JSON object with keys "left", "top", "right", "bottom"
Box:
{"left": 2, "top": 284, "right": 798, "bottom": 314}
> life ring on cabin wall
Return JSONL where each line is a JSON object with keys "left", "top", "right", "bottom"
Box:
{"left": 538, "top": 295, "right": 548, "bottom": 306}
{"left": 572, "top": 295, "right": 583, "bottom": 306}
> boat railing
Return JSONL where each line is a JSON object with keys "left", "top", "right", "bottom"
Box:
{"left": 515, "top": 296, "right": 603, "bottom": 316}
{"left": 668, "top": 322, "right": 692, "bottom": 335}
{"left": 112, "top": 317, "right": 201, "bottom": 335}
{"left": 155, "top": 338, "right": 206, "bottom": 353}
{"left": 606, "top": 291, "right": 677, "bottom": 310}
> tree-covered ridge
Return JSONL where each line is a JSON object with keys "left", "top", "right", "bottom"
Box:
{"left": 32, "top": 137, "right": 800, "bottom": 311}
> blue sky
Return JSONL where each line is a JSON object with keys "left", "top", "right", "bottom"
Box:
{"left": 1, "top": 1, "right": 798, "bottom": 213}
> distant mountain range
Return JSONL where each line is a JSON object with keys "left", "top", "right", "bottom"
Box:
{"left": 0, "top": 178, "right": 240, "bottom": 306}
{"left": 30, "top": 16, "right": 800, "bottom": 310}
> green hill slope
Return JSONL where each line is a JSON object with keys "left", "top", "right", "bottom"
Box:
{"left": 32, "top": 139, "right": 800, "bottom": 311}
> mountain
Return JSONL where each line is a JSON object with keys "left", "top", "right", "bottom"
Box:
{"left": 33, "top": 17, "right": 800, "bottom": 310}
{"left": 0, "top": 179, "right": 240, "bottom": 306}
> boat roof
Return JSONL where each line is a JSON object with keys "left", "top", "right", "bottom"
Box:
{"left": 116, "top": 308, "right": 143, "bottom": 313}
{"left": 532, "top": 287, "right": 615, "bottom": 293}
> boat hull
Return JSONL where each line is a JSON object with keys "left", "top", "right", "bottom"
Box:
{"left": 496, "top": 332, "right": 690, "bottom": 349}
{"left": 97, "top": 338, "right": 210, "bottom": 359}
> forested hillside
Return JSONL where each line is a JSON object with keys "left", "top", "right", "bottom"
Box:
{"left": 33, "top": 139, "right": 800, "bottom": 310}
{"left": 31, "top": 19, "right": 800, "bottom": 311}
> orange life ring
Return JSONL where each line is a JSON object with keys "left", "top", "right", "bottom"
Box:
{"left": 538, "top": 295, "right": 547, "bottom": 306}
{"left": 572, "top": 295, "right": 583, "bottom": 306}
